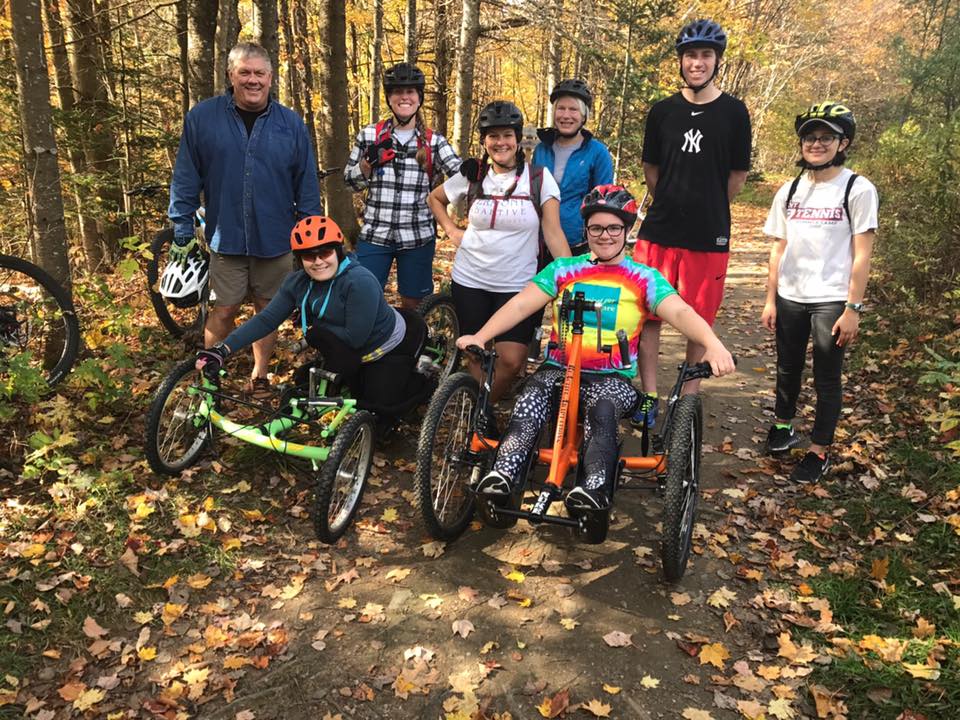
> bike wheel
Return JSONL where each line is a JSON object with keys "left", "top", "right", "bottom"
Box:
{"left": 661, "top": 394, "right": 703, "bottom": 582}
{"left": 145, "top": 358, "right": 213, "bottom": 475}
{"left": 315, "top": 410, "right": 375, "bottom": 543}
{"left": 415, "top": 372, "right": 480, "bottom": 540}
{"left": 146, "top": 228, "right": 208, "bottom": 339}
{"left": 0, "top": 254, "right": 80, "bottom": 388}
{"left": 417, "top": 291, "right": 461, "bottom": 384}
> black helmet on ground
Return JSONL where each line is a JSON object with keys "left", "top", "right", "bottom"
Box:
{"left": 550, "top": 78, "right": 593, "bottom": 109}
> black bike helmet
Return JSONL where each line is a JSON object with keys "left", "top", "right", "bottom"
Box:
{"left": 383, "top": 62, "right": 425, "bottom": 101}
{"left": 676, "top": 19, "right": 727, "bottom": 55}
{"left": 549, "top": 78, "right": 593, "bottom": 109}
{"left": 795, "top": 102, "right": 856, "bottom": 142}
{"left": 478, "top": 101, "right": 524, "bottom": 138}
{"left": 580, "top": 184, "right": 639, "bottom": 227}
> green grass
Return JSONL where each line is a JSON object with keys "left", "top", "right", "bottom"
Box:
{"left": 736, "top": 179, "right": 780, "bottom": 207}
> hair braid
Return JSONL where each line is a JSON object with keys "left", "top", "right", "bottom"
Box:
{"left": 414, "top": 112, "right": 430, "bottom": 174}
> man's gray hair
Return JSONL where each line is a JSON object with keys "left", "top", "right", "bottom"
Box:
{"left": 227, "top": 43, "right": 272, "bottom": 74}
{"left": 553, "top": 97, "right": 589, "bottom": 122}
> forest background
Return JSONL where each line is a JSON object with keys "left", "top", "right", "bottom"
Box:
{"left": 2, "top": 0, "right": 958, "bottom": 306}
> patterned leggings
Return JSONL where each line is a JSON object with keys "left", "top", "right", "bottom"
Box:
{"left": 493, "top": 367, "right": 639, "bottom": 491}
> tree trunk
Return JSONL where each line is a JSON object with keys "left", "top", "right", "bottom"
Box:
{"left": 278, "top": 0, "right": 299, "bottom": 110}
{"left": 370, "top": 0, "right": 383, "bottom": 123}
{"left": 66, "top": 0, "right": 126, "bottom": 267}
{"left": 187, "top": 0, "right": 218, "bottom": 105}
{"left": 177, "top": 0, "right": 189, "bottom": 116}
{"left": 613, "top": 21, "right": 633, "bottom": 182}
{"left": 452, "top": 0, "right": 481, "bottom": 157}
{"left": 432, "top": 0, "right": 450, "bottom": 134}
{"left": 317, "top": 0, "right": 357, "bottom": 238}
{"left": 404, "top": 0, "right": 417, "bottom": 63}
{"left": 255, "top": 0, "right": 280, "bottom": 78}
{"left": 292, "top": 0, "right": 319, "bottom": 166}
{"left": 349, "top": 22, "right": 361, "bottom": 138}
{"left": 42, "top": 0, "right": 103, "bottom": 270}
{"left": 214, "top": 0, "right": 240, "bottom": 94}
{"left": 544, "top": 0, "right": 562, "bottom": 127}
{"left": 10, "top": 0, "right": 71, "bottom": 289}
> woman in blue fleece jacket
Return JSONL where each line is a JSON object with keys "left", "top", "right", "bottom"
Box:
{"left": 195, "top": 216, "right": 418, "bottom": 405}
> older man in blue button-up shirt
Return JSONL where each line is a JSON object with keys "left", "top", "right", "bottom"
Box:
{"left": 169, "top": 42, "right": 321, "bottom": 391}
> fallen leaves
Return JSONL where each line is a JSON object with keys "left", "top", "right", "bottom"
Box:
{"left": 537, "top": 689, "right": 569, "bottom": 718}
{"left": 601, "top": 631, "right": 632, "bottom": 648}
{"left": 451, "top": 619, "right": 475, "bottom": 638}
{"left": 82, "top": 616, "right": 109, "bottom": 639}
{"left": 698, "top": 642, "right": 731, "bottom": 669}
{"left": 579, "top": 698, "right": 612, "bottom": 717}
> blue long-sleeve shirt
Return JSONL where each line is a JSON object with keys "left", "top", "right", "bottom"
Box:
{"left": 169, "top": 91, "right": 322, "bottom": 257}
{"left": 222, "top": 257, "right": 396, "bottom": 356}
{"left": 533, "top": 128, "right": 614, "bottom": 248}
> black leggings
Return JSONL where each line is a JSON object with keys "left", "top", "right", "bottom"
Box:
{"left": 774, "top": 296, "right": 845, "bottom": 446}
{"left": 306, "top": 317, "right": 422, "bottom": 408}
{"left": 493, "top": 366, "right": 639, "bottom": 491}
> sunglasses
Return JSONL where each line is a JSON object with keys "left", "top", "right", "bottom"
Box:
{"left": 297, "top": 246, "right": 337, "bottom": 262}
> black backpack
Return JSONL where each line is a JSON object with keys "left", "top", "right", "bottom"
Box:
{"left": 784, "top": 172, "right": 863, "bottom": 228}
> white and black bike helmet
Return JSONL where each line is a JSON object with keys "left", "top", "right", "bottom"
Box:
{"left": 159, "top": 251, "right": 208, "bottom": 309}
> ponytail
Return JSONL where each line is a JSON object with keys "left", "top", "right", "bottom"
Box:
{"left": 414, "top": 112, "right": 430, "bottom": 173}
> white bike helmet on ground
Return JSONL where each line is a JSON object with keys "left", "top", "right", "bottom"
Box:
{"left": 159, "top": 250, "right": 208, "bottom": 308}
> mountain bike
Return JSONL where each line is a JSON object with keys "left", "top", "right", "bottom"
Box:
{"left": 0, "top": 253, "right": 80, "bottom": 389}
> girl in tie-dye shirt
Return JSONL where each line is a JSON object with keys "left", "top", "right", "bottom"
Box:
{"left": 456, "top": 185, "right": 735, "bottom": 514}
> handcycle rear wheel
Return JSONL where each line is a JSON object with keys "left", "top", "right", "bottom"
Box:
{"left": 145, "top": 358, "right": 214, "bottom": 475}
{"left": 661, "top": 394, "right": 703, "bottom": 582}
{"left": 146, "top": 228, "right": 209, "bottom": 340}
{"left": 416, "top": 291, "right": 460, "bottom": 384}
{"left": 415, "top": 372, "right": 481, "bottom": 540}
{"left": 315, "top": 410, "right": 375, "bottom": 543}
{"left": 0, "top": 253, "right": 80, "bottom": 388}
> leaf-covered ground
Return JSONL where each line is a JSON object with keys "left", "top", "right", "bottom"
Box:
{"left": 1, "top": 200, "right": 958, "bottom": 719}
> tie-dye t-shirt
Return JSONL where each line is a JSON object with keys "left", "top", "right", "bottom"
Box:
{"left": 532, "top": 255, "right": 678, "bottom": 378}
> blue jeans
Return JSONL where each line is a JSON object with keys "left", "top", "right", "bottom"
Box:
{"left": 774, "top": 296, "right": 846, "bottom": 446}
{"left": 354, "top": 240, "right": 435, "bottom": 299}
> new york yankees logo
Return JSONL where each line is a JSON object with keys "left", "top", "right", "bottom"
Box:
{"left": 682, "top": 128, "right": 703, "bottom": 153}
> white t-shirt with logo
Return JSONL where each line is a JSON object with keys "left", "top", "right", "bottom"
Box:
{"left": 763, "top": 168, "right": 879, "bottom": 303}
{"left": 443, "top": 165, "right": 561, "bottom": 292}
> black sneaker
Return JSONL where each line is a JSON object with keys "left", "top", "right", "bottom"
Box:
{"left": 790, "top": 451, "right": 831, "bottom": 484}
{"left": 475, "top": 470, "right": 511, "bottom": 496}
{"left": 480, "top": 406, "right": 500, "bottom": 440}
{"left": 766, "top": 424, "right": 802, "bottom": 455}
{"left": 565, "top": 485, "right": 610, "bottom": 511}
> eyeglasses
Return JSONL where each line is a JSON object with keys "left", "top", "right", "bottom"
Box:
{"left": 586, "top": 224, "right": 626, "bottom": 238}
{"left": 298, "top": 246, "right": 337, "bottom": 262}
{"left": 801, "top": 133, "right": 840, "bottom": 147}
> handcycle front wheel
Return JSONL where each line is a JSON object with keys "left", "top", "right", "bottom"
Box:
{"left": 0, "top": 253, "right": 80, "bottom": 388}
{"left": 416, "top": 291, "right": 461, "bottom": 385}
{"left": 415, "top": 372, "right": 482, "bottom": 540}
{"left": 661, "top": 393, "right": 703, "bottom": 582}
{"left": 314, "top": 410, "right": 376, "bottom": 543}
{"left": 145, "top": 358, "right": 214, "bottom": 475}
{"left": 146, "top": 228, "right": 209, "bottom": 340}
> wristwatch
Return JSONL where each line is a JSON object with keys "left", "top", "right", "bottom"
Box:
{"left": 845, "top": 302, "right": 864, "bottom": 313}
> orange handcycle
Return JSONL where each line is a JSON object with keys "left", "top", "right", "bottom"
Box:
{"left": 415, "top": 290, "right": 727, "bottom": 581}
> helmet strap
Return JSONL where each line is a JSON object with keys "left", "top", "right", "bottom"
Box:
{"left": 586, "top": 234, "right": 627, "bottom": 265}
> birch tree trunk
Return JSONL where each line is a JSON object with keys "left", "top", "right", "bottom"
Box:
{"left": 370, "top": 0, "right": 383, "bottom": 123}
{"left": 613, "top": 21, "right": 633, "bottom": 181}
{"left": 317, "top": 0, "right": 357, "bottom": 237}
{"left": 404, "top": 0, "right": 417, "bottom": 63}
{"left": 453, "top": 0, "right": 481, "bottom": 157}
{"left": 432, "top": 0, "right": 451, "bottom": 134}
{"left": 10, "top": 0, "right": 71, "bottom": 289}
{"left": 187, "top": 0, "right": 218, "bottom": 105}
{"left": 544, "top": 0, "right": 562, "bottom": 127}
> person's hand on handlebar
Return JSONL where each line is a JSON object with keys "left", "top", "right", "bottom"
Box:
{"left": 195, "top": 343, "right": 230, "bottom": 380}
{"left": 701, "top": 342, "right": 736, "bottom": 377}
{"left": 456, "top": 335, "right": 486, "bottom": 351}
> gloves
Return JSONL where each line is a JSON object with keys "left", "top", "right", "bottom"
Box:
{"left": 364, "top": 136, "right": 395, "bottom": 167}
{"left": 170, "top": 235, "right": 197, "bottom": 263}
{"left": 459, "top": 158, "right": 483, "bottom": 182}
{"left": 196, "top": 343, "right": 229, "bottom": 381}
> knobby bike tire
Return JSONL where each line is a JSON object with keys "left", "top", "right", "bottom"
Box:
{"left": 146, "top": 228, "right": 206, "bottom": 339}
{"left": 145, "top": 357, "right": 213, "bottom": 475}
{"left": 314, "top": 410, "right": 376, "bottom": 543}
{"left": 0, "top": 253, "right": 80, "bottom": 387}
{"left": 416, "top": 291, "right": 461, "bottom": 385}
{"left": 414, "top": 372, "right": 480, "bottom": 540}
{"left": 661, "top": 393, "right": 703, "bottom": 582}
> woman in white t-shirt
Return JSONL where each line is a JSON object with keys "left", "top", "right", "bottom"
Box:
{"left": 428, "top": 101, "right": 570, "bottom": 412}
{"left": 761, "top": 102, "right": 879, "bottom": 484}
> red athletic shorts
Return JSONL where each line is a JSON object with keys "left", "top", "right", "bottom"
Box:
{"left": 632, "top": 239, "right": 729, "bottom": 325}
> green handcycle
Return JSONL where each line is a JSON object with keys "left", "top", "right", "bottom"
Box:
{"left": 144, "top": 292, "right": 460, "bottom": 542}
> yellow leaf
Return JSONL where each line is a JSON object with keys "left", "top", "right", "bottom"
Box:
{"left": 913, "top": 617, "right": 936, "bottom": 639}
{"left": 707, "top": 586, "right": 737, "bottom": 609}
{"left": 902, "top": 661, "right": 941, "bottom": 679}
{"left": 559, "top": 617, "right": 579, "bottom": 630}
{"left": 21, "top": 543, "right": 47, "bottom": 558}
{"left": 338, "top": 597, "right": 357, "bottom": 609}
{"left": 162, "top": 574, "right": 179, "bottom": 589}
{"left": 382, "top": 508, "right": 399, "bottom": 523}
{"left": 682, "top": 709, "right": 715, "bottom": 720}
{"left": 602, "top": 683, "right": 621, "bottom": 694}
{"left": 161, "top": 603, "right": 186, "bottom": 626}
{"left": 505, "top": 570, "right": 525, "bottom": 583}
{"left": 870, "top": 556, "right": 890, "bottom": 581}
{"left": 280, "top": 574, "right": 306, "bottom": 600}
{"left": 223, "top": 655, "right": 251, "bottom": 669}
{"left": 222, "top": 537, "right": 242, "bottom": 551}
{"left": 386, "top": 568, "right": 411, "bottom": 583}
{"left": 242, "top": 509, "right": 265, "bottom": 522}
{"left": 137, "top": 646, "right": 157, "bottom": 661}
{"left": 699, "top": 642, "right": 730, "bottom": 669}
{"left": 519, "top": 597, "right": 533, "bottom": 608}
{"left": 187, "top": 573, "right": 212, "bottom": 589}
{"left": 134, "top": 502, "right": 155, "bottom": 519}
{"left": 183, "top": 667, "right": 210, "bottom": 686}
{"left": 580, "top": 699, "right": 611, "bottom": 717}
{"left": 73, "top": 688, "right": 106, "bottom": 711}
{"left": 767, "top": 697, "right": 795, "bottom": 720}
{"left": 640, "top": 675, "right": 660, "bottom": 689}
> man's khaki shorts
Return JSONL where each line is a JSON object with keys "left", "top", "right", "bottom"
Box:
{"left": 210, "top": 252, "right": 294, "bottom": 306}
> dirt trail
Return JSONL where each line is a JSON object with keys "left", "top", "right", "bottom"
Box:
{"left": 201, "top": 204, "right": 790, "bottom": 720}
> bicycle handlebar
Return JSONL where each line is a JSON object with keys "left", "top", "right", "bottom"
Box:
{"left": 318, "top": 167, "right": 342, "bottom": 180}
{"left": 682, "top": 356, "right": 738, "bottom": 381}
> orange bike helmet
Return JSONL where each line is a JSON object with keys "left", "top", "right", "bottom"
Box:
{"left": 290, "top": 216, "right": 345, "bottom": 252}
